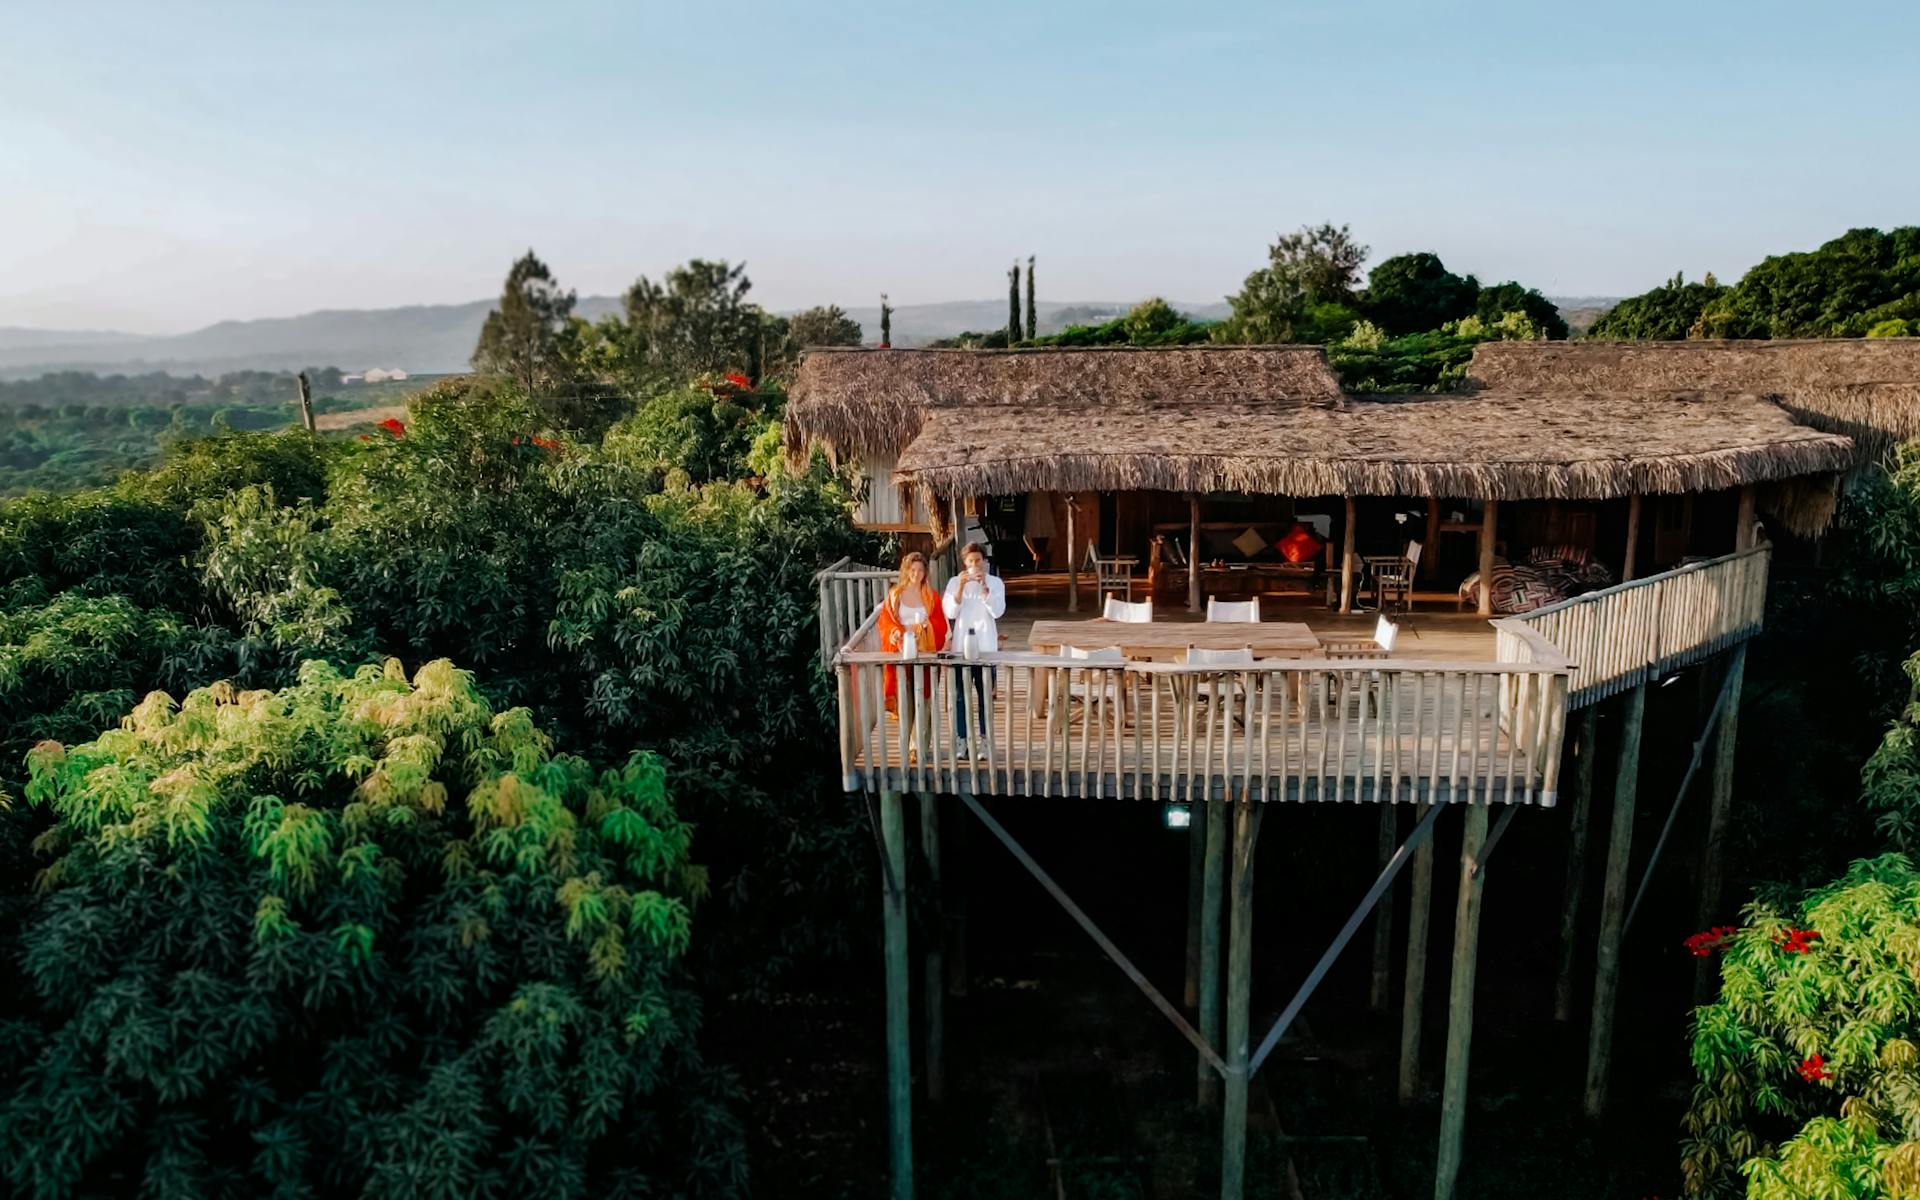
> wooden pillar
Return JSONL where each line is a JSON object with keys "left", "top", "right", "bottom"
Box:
{"left": 1198, "top": 799, "right": 1226, "bottom": 1107}
{"left": 1476, "top": 499, "right": 1499, "bottom": 617}
{"left": 1340, "top": 496, "right": 1358, "bottom": 613}
{"left": 1220, "top": 798, "right": 1257, "bottom": 1200}
{"left": 1398, "top": 801, "right": 1436, "bottom": 1104}
{"left": 1067, "top": 496, "right": 1079, "bottom": 612}
{"left": 1369, "top": 804, "right": 1397, "bottom": 1012}
{"left": 917, "top": 792, "right": 944, "bottom": 1103}
{"left": 1185, "top": 800, "right": 1206, "bottom": 1010}
{"left": 1693, "top": 645, "right": 1747, "bottom": 1002}
{"left": 1553, "top": 707, "right": 1600, "bottom": 1023}
{"left": 1423, "top": 498, "right": 1441, "bottom": 580}
{"left": 947, "top": 811, "right": 969, "bottom": 999}
{"left": 1433, "top": 802, "right": 1490, "bottom": 1200}
{"left": 1622, "top": 494, "right": 1641, "bottom": 582}
{"left": 1735, "top": 485, "right": 1757, "bottom": 551}
{"left": 1188, "top": 494, "right": 1203, "bottom": 614}
{"left": 880, "top": 790, "right": 914, "bottom": 1199}
{"left": 1584, "top": 684, "right": 1645, "bottom": 1117}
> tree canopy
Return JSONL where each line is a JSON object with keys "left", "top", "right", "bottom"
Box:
{"left": 1361, "top": 252, "right": 1481, "bottom": 336}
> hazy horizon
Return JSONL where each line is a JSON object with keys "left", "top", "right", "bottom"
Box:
{"left": 4, "top": 0, "right": 1915, "bottom": 335}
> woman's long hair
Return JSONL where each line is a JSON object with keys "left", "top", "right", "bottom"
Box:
{"left": 892, "top": 551, "right": 936, "bottom": 607}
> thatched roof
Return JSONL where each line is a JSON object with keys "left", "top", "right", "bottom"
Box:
{"left": 784, "top": 346, "right": 1344, "bottom": 467}
{"left": 1469, "top": 340, "right": 1920, "bottom": 462}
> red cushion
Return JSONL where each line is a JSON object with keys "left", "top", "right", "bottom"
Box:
{"left": 1277, "top": 523, "right": 1324, "bottom": 564}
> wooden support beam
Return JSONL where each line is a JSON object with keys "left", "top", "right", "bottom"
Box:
{"left": 1186, "top": 801, "right": 1206, "bottom": 1010}
{"left": 1735, "top": 485, "right": 1757, "bottom": 551}
{"left": 1220, "top": 798, "right": 1258, "bottom": 1200}
{"left": 1584, "top": 684, "right": 1646, "bottom": 1117}
{"left": 917, "top": 792, "right": 944, "bottom": 1103}
{"left": 1398, "top": 801, "right": 1436, "bottom": 1103}
{"left": 1623, "top": 493, "right": 1641, "bottom": 582}
{"left": 1433, "top": 802, "right": 1490, "bottom": 1200}
{"left": 1694, "top": 644, "right": 1747, "bottom": 1002}
{"left": 1340, "top": 496, "right": 1358, "bottom": 614}
{"left": 1423, "top": 498, "right": 1441, "bottom": 580}
{"left": 1554, "top": 708, "right": 1600, "bottom": 1023}
{"left": 948, "top": 813, "right": 968, "bottom": 998}
{"left": 1067, "top": 496, "right": 1079, "bottom": 613}
{"left": 1198, "top": 798, "right": 1225, "bottom": 1107}
{"left": 1369, "top": 803, "right": 1397, "bottom": 1013}
{"left": 1477, "top": 499, "right": 1498, "bottom": 617}
{"left": 880, "top": 790, "right": 914, "bottom": 1200}
{"left": 1188, "top": 494, "right": 1203, "bottom": 614}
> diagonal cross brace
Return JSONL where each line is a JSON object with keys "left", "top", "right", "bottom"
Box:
{"left": 1623, "top": 664, "right": 1737, "bottom": 934}
{"left": 957, "top": 792, "right": 1229, "bottom": 1078}
{"left": 1249, "top": 801, "right": 1448, "bottom": 1077}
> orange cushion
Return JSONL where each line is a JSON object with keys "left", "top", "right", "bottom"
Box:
{"left": 1278, "top": 523, "right": 1324, "bottom": 564}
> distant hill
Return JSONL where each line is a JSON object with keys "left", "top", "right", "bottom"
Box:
{"left": 0, "top": 296, "right": 1238, "bottom": 379}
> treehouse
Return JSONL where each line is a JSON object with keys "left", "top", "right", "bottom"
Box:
{"left": 786, "top": 339, "right": 1920, "bottom": 1200}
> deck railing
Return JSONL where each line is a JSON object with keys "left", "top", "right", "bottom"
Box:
{"left": 816, "top": 558, "right": 895, "bottom": 668}
{"left": 1507, "top": 545, "right": 1771, "bottom": 708}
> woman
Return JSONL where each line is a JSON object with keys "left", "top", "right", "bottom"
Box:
{"left": 877, "top": 551, "right": 947, "bottom": 717}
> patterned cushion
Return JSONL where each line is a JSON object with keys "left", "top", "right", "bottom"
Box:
{"left": 1277, "top": 523, "right": 1324, "bottom": 564}
{"left": 1231, "top": 527, "right": 1267, "bottom": 559}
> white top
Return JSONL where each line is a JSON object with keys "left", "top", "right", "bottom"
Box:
{"left": 943, "top": 569, "right": 1007, "bottom": 654}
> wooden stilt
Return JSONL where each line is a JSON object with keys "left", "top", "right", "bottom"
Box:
{"left": 1554, "top": 707, "right": 1600, "bottom": 1023}
{"left": 1623, "top": 494, "right": 1641, "bottom": 582}
{"left": 1584, "top": 684, "right": 1645, "bottom": 1117}
{"left": 1694, "top": 645, "right": 1746, "bottom": 1002}
{"left": 1067, "top": 496, "right": 1080, "bottom": 612}
{"left": 1477, "top": 499, "right": 1498, "bottom": 617}
{"left": 1340, "top": 496, "right": 1358, "bottom": 613}
{"left": 1198, "top": 798, "right": 1225, "bottom": 1107}
{"left": 948, "top": 811, "right": 969, "bottom": 998}
{"left": 1735, "top": 485, "right": 1757, "bottom": 551}
{"left": 880, "top": 790, "right": 914, "bottom": 1199}
{"left": 1423, "top": 498, "right": 1441, "bottom": 580}
{"left": 1433, "top": 802, "right": 1490, "bottom": 1200}
{"left": 917, "top": 792, "right": 944, "bottom": 1103}
{"left": 1188, "top": 494, "right": 1203, "bottom": 614}
{"left": 1369, "top": 803, "right": 1397, "bottom": 1012}
{"left": 1398, "top": 801, "right": 1436, "bottom": 1103}
{"left": 1220, "top": 798, "right": 1257, "bottom": 1200}
{"left": 1186, "top": 799, "right": 1206, "bottom": 1010}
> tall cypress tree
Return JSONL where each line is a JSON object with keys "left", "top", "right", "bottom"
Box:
{"left": 880, "top": 293, "right": 893, "bottom": 347}
{"left": 1025, "top": 255, "right": 1037, "bottom": 341}
{"left": 1008, "top": 262, "right": 1023, "bottom": 343}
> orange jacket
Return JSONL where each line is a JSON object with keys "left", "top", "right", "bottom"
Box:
{"left": 878, "top": 582, "right": 947, "bottom": 700}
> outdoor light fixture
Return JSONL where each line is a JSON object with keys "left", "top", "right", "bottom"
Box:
{"left": 1165, "top": 804, "right": 1193, "bottom": 830}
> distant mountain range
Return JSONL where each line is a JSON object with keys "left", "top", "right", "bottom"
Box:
{"left": 0, "top": 295, "right": 1615, "bottom": 380}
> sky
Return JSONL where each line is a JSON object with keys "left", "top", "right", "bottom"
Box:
{"left": 2, "top": 0, "right": 1916, "bottom": 334}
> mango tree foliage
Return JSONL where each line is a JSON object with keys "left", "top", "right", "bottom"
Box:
{"left": 0, "top": 658, "right": 742, "bottom": 1200}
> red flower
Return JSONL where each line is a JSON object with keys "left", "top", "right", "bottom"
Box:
{"left": 1683, "top": 926, "right": 1739, "bottom": 957}
{"left": 357, "top": 434, "right": 372, "bottom": 441}
{"left": 531, "top": 435, "right": 561, "bottom": 452}
{"left": 1776, "top": 928, "right": 1821, "bottom": 954}
{"left": 378, "top": 417, "right": 406, "bottom": 438}
{"left": 1798, "top": 1054, "right": 1832, "bottom": 1082}
{"left": 724, "top": 372, "right": 751, "bottom": 389}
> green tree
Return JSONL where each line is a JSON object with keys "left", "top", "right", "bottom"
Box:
{"left": 879, "top": 294, "right": 893, "bottom": 347}
{"left": 1361, "top": 252, "right": 1481, "bottom": 335}
{"left": 473, "top": 250, "right": 578, "bottom": 395}
{"left": 1589, "top": 272, "right": 1730, "bottom": 340}
{"left": 1, "top": 659, "right": 744, "bottom": 1199}
{"left": 1008, "top": 261, "right": 1024, "bottom": 343}
{"left": 1473, "top": 281, "right": 1568, "bottom": 339}
{"left": 620, "top": 259, "right": 761, "bottom": 384}
{"left": 786, "top": 304, "right": 863, "bottom": 348}
{"left": 1025, "top": 255, "right": 1037, "bottom": 340}
{"left": 1215, "top": 222, "right": 1370, "bottom": 343}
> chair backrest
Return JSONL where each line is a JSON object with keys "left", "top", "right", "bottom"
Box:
{"left": 1374, "top": 615, "right": 1400, "bottom": 654}
{"left": 1183, "top": 646, "right": 1254, "bottom": 667}
{"left": 1061, "top": 644, "right": 1126, "bottom": 662}
{"left": 1104, "top": 596, "right": 1153, "bottom": 623}
{"left": 1404, "top": 540, "right": 1424, "bottom": 572}
{"left": 1206, "top": 597, "right": 1260, "bottom": 623}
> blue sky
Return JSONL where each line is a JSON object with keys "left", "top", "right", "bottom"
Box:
{"left": 3, "top": 0, "right": 1915, "bottom": 333}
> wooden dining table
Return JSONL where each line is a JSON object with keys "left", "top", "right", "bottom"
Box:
{"left": 1026, "top": 619, "right": 1321, "bottom": 661}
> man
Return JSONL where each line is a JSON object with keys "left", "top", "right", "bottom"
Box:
{"left": 942, "top": 542, "right": 1005, "bottom": 760}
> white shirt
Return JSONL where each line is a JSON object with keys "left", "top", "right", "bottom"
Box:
{"left": 942, "top": 569, "right": 1007, "bottom": 654}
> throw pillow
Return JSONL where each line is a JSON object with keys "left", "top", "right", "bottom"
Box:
{"left": 1277, "top": 523, "right": 1324, "bottom": 564}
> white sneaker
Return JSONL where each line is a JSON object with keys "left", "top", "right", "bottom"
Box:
{"left": 973, "top": 742, "right": 990, "bottom": 762}
{"left": 953, "top": 740, "right": 970, "bottom": 761}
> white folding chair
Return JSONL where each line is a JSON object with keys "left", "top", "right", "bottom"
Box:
{"left": 1183, "top": 645, "right": 1255, "bottom": 729}
{"left": 1319, "top": 616, "right": 1400, "bottom": 715}
{"left": 1103, "top": 596, "right": 1153, "bottom": 623}
{"left": 1087, "top": 543, "right": 1137, "bottom": 604}
{"left": 1365, "top": 540, "right": 1422, "bottom": 615}
{"left": 1206, "top": 597, "right": 1261, "bottom": 623}
{"left": 1053, "top": 644, "right": 1128, "bottom": 727}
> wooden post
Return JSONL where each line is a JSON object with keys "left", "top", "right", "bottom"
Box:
{"left": 1554, "top": 707, "right": 1600, "bottom": 1023}
{"left": 1433, "top": 802, "right": 1490, "bottom": 1200}
{"left": 1693, "top": 645, "right": 1747, "bottom": 1002}
{"left": 1735, "top": 485, "right": 1757, "bottom": 551}
{"left": 1369, "top": 803, "right": 1397, "bottom": 1012}
{"left": 918, "top": 792, "right": 944, "bottom": 1103}
{"left": 1220, "top": 798, "right": 1257, "bottom": 1200}
{"left": 1423, "top": 498, "right": 1441, "bottom": 580}
{"left": 1584, "top": 684, "right": 1645, "bottom": 1117}
{"left": 1476, "top": 499, "right": 1499, "bottom": 617}
{"left": 1198, "top": 799, "right": 1226, "bottom": 1107}
{"left": 1185, "top": 799, "right": 1206, "bottom": 1010}
{"left": 1067, "top": 496, "right": 1079, "bottom": 612}
{"left": 295, "top": 371, "right": 315, "bottom": 434}
{"left": 1623, "top": 493, "right": 1641, "bottom": 582}
{"left": 1340, "top": 496, "right": 1358, "bottom": 614}
{"left": 1398, "top": 802, "right": 1436, "bottom": 1103}
{"left": 948, "top": 813, "right": 969, "bottom": 998}
{"left": 880, "top": 790, "right": 914, "bottom": 1199}
{"left": 1188, "top": 494, "right": 1203, "bottom": 614}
